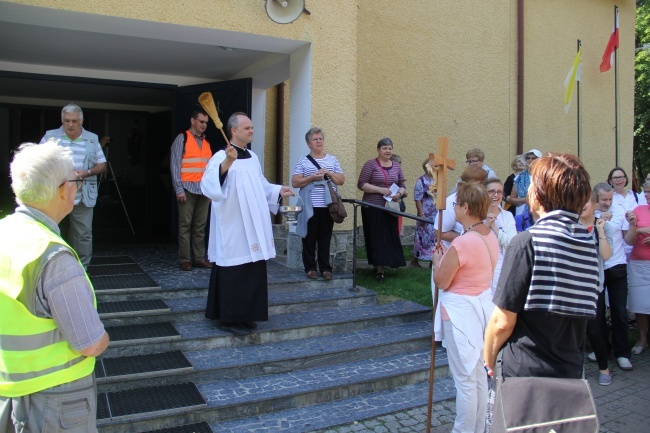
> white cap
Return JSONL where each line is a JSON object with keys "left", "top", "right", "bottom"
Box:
{"left": 526, "top": 149, "right": 542, "bottom": 158}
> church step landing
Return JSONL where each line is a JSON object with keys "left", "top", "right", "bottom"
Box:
{"left": 96, "top": 349, "right": 442, "bottom": 433}
{"left": 97, "top": 321, "right": 434, "bottom": 392}
{"left": 103, "top": 300, "right": 431, "bottom": 357}
{"left": 98, "top": 286, "right": 376, "bottom": 326}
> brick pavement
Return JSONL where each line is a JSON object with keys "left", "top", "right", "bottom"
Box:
{"left": 316, "top": 349, "right": 650, "bottom": 433}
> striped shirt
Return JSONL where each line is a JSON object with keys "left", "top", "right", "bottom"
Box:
{"left": 170, "top": 130, "right": 208, "bottom": 196}
{"left": 357, "top": 159, "right": 406, "bottom": 207}
{"left": 525, "top": 210, "right": 599, "bottom": 318}
{"left": 293, "top": 154, "right": 343, "bottom": 207}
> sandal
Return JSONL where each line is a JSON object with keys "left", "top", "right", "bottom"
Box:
{"left": 375, "top": 273, "right": 385, "bottom": 283}
{"left": 631, "top": 345, "right": 647, "bottom": 355}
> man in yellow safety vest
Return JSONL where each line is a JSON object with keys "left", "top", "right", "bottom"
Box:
{"left": 0, "top": 142, "right": 109, "bottom": 432}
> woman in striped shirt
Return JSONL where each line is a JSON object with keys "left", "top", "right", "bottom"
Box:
{"left": 357, "top": 137, "right": 406, "bottom": 283}
{"left": 485, "top": 153, "right": 600, "bottom": 380}
{"left": 292, "top": 127, "right": 345, "bottom": 280}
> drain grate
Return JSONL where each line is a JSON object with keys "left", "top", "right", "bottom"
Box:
{"left": 97, "top": 392, "right": 111, "bottom": 420}
{"left": 88, "top": 264, "right": 144, "bottom": 277}
{"left": 142, "top": 422, "right": 213, "bottom": 433}
{"left": 106, "top": 322, "right": 180, "bottom": 343}
{"left": 90, "top": 255, "right": 135, "bottom": 266}
{"left": 92, "top": 274, "right": 160, "bottom": 292}
{"left": 102, "top": 382, "right": 206, "bottom": 419}
{"left": 98, "top": 299, "right": 169, "bottom": 315}
{"left": 101, "top": 351, "right": 192, "bottom": 378}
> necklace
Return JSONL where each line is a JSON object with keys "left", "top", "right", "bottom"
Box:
{"left": 463, "top": 221, "right": 484, "bottom": 233}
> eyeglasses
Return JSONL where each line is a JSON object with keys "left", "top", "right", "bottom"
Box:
{"left": 487, "top": 190, "right": 504, "bottom": 196}
{"left": 525, "top": 156, "right": 538, "bottom": 160}
{"left": 610, "top": 176, "right": 626, "bottom": 181}
{"left": 196, "top": 120, "right": 208, "bottom": 125}
{"left": 466, "top": 159, "right": 480, "bottom": 164}
{"left": 60, "top": 178, "right": 82, "bottom": 190}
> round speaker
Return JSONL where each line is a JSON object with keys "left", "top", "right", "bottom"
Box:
{"left": 265, "top": 0, "right": 306, "bottom": 24}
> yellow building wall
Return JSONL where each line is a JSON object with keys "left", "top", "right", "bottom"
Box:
{"left": 357, "top": 1, "right": 518, "bottom": 202}
{"left": 525, "top": 0, "right": 635, "bottom": 181}
{"left": 6, "top": 0, "right": 637, "bottom": 211}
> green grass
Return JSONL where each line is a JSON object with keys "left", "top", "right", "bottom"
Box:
{"left": 355, "top": 246, "right": 433, "bottom": 307}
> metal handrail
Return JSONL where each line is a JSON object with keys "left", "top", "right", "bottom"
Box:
{"left": 342, "top": 198, "right": 435, "bottom": 292}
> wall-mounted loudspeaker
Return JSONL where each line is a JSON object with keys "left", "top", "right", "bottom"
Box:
{"left": 265, "top": 0, "right": 309, "bottom": 24}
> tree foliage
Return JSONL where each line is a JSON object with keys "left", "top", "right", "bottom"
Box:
{"left": 634, "top": 0, "right": 650, "bottom": 185}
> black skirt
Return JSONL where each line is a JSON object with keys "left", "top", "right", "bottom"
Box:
{"left": 361, "top": 206, "right": 406, "bottom": 268}
{"left": 205, "top": 260, "right": 269, "bottom": 322}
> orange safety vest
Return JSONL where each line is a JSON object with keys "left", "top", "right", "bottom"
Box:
{"left": 180, "top": 131, "right": 212, "bottom": 182}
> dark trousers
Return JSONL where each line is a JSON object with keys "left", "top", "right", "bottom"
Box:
{"left": 604, "top": 264, "right": 631, "bottom": 359}
{"left": 587, "top": 290, "right": 610, "bottom": 370}
{"left": 302, "top": 207, "right": 334, "bottom": 274}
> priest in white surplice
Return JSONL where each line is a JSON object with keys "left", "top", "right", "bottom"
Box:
{"left": 201, "top": 112, "right": 294, "bottom": 336}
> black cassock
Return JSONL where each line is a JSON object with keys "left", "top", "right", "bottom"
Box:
{"left": 204, "top": 144, "right": 269, "bottom": 323}
{"left": 205, "top": 260, "right": 269, "bottom": 322}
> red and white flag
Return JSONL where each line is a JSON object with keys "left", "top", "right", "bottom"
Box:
{"left": 600, "top": 9, "right": 619, "bottom": 72}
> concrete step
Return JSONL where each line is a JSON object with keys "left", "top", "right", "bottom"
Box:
{"left": 96, "top": 349, "right": 446, "bottom": 433}
{"left": 95, "top": 275, "right": 354, "bottom": 302}
{"left": 99, "top": 286, "right": 374, "bottom": 326}
{"left": 97, "top": 321, "right": 436, "bottom": 392}
{"left": 211, "top": 378, "right": 455, "bottom": 433}
{"left": 102, "top": 300, "right": 432, "bottom": 357}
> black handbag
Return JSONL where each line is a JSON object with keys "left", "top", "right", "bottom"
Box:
{"left": 492, "top": 360, "right": 599, "bottom": 433}
{"left": 305, "top": 155, "right": 347, "bottom": 223}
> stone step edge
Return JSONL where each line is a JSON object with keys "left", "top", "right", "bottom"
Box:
{"left": 97, "top": 276, "right": 356, "bottom": 297}
{"left": 97, "top": 322, "right": 437, "bottom": 385}
{"left": 98, "top": 288, "right": 375, "bottom": 320}
{"left": 96, "top": 351, "right": 437, "bottom": 429}
{"left": 104, "top": 301, "right": 431, "bottom": 349}
{"left": 211, "top": 378, "right": 456, "bottom": 433}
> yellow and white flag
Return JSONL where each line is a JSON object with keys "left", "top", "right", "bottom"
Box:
{"left": 564, "top": 48, "right": 582, "bottom": 114}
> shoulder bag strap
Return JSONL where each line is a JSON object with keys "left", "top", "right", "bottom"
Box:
{"left": 306, "top": 154, "right": 321, "bottom": 170}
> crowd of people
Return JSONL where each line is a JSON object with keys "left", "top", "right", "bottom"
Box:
{"left": 353, "top": 138, "right": 650, "bottom": 432}
{"left": 5, "top": 102, "right": 650, "bottom": 431}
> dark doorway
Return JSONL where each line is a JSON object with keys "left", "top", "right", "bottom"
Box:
{"left": 1, "top": 73, "right": 253, "bottom": 245}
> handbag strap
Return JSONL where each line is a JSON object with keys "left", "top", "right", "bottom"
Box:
{"left": 306, "top": 154, "right": 321, "bottom": 170}
{"left": 307, "top": 154, "right": 333, "bottom": 182}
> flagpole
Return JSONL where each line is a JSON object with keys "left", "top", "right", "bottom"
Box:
{"left": 577, "top": 39, "right": 582, "bottom": 157}
{"left": 614, "top": 5, "right": 619, "bottom": 166}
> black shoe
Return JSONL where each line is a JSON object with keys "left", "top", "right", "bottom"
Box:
{"left": 219, "top": 322, "right": 251, "bottom": 336}
{"left": 240, "top": 321, "right": 258, "bottom": 330}
{"left": 376, "top": 273, "right": 385, "bottom": 283}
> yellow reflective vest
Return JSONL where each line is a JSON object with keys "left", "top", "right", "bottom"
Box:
{"left": 0, "top": 213, "right": 96, "bottom": 397}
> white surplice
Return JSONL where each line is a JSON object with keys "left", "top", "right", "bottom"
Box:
{"left": 201, "top": 149, "right": 282, "bottom": 267}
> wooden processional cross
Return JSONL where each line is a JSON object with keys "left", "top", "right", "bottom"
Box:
{"left": 426, "top": 137, "right": 455, "bottom": 433}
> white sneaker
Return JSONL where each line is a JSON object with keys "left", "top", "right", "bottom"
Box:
{"left": 586, "top": 352, "right": 597, "bottom": 362}
{"left": 617, "top": 357, "right": 633, "bottom": 371}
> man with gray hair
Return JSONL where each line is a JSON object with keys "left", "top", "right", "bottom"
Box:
{"left": 587, "top": 182, "right": 633, "bottom": 371}
{"left": 40, "top": 103, "right": 107, "bottom": 268}
{"left": 0, "top": 142, "right": 109, "bottom": 431}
